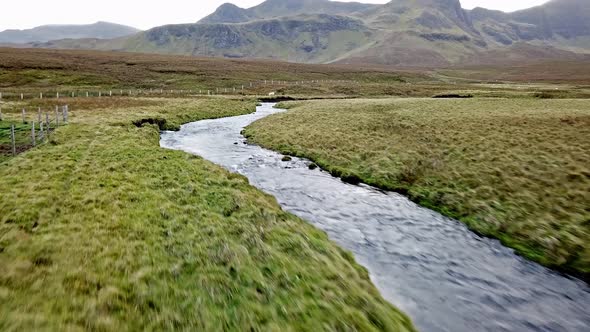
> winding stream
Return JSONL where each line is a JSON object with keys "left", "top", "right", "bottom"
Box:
{"left": 161, "top": 103, "right": 590, "bottom": 332}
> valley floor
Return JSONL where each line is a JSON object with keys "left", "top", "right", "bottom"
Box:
{"left": 0, "top": 97, "right": 415, "bottom": 331}
{"left": 243, "top": 98, "right": 590, "bottom": 280}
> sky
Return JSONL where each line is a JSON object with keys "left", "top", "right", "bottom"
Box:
{"left": 0, "top": 0, "right": 551, "bottom": 31}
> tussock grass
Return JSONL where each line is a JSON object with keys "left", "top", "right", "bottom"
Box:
{"left": 0, "top": 97, "right": 415, "bottom": 331}
{"left": 244, "top": 98, "right": 590, "bottom": 280}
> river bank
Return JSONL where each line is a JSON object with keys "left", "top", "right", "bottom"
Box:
{"left": 243, "top": 98, "right": 590, "bottom": 281}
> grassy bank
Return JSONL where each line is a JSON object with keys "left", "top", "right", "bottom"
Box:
{"left": 0, "top": 97, "right": 415, "bottom": 331}
{"left": 243, "top": 98, "right": 590, "bottom": 280}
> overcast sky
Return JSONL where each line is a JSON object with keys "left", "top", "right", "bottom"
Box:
{"left": 0, "top": 0, "right": 550, "bottom": 31}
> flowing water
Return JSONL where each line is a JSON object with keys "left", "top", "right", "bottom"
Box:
{"left": 160, "top": 103, "right": 590, "bottom": 332}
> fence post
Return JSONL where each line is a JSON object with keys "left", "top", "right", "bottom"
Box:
{"left": 21, "top": 93, "right": 24, "bottom": 100}
{"left": 11, "top": 124, "right": 16, "bottom": 156}
{"left": 40, "top": 92, "right": 43, "bottom": 99}
{"left": 40, "top": 122, "right": 44, "bottom": 141}
{"left": 31, "top": 121, "right": 36, "bottom": 146}
{"left": 22, "top": 108, "right": 26, "bottom": 123}
{"left": 46, "top": 114, "right": 49, "bottom": 136}
{"left": 55, "top": 107, "right": 59, "bottom": 127}
{"left": 38, "top": 108, "right": 41, "bottom": 124}
{"left": 56, "top": 92, "right": 59, "bottom": 99}
{"left": 99, "top": 91, "right": 101, "bottom": 97}
{"left": 86, "top": 91, "right": 89, "bottom": 97}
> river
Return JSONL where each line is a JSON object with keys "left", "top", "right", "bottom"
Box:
{"left": 160, "top": 103, "right": 590, "bottom": 332}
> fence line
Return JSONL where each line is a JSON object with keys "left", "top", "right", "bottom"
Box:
{"left": 0, "top": 79, "right": 359, "bottom": 101}
{"left": 0, "top": 104, "right": 69, "bottom": 158}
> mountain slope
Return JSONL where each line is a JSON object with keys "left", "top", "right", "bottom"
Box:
{"left": 121, "top": 14, "right": 374, "bottom": 63}
{"left": 511, "top": 0, "right": 590, "bottom": 39}
{"left": 199, "top": 0, "right": 376, "bottom": 24}
{"left": 20, "top": 0, "right": 590, "bottom": 67}
{"left": 336, "top": 0, "right": 487, "bottom": 66}
{"left": 470, "top": 0, "right": 590, "bottom": 48}
{"left": 0, "top": 22, "right": 140, "bottom": 44}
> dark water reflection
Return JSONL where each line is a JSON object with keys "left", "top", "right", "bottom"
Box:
{"left": 161, "top": 103, "right": 590, "bottom": 332}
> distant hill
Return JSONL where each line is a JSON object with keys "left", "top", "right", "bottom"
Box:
{"left": 16, "top": 0, "right": 590, "bottom": 67}
{"left": 0, "top": 22, "right": 140, "bottom": 44}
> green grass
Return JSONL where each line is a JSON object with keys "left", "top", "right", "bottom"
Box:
{"left": 243, "top": 98, "right": 590, "bottom": 281}
{"left": 0, "top": 97, "right": 415, "bottom": 331}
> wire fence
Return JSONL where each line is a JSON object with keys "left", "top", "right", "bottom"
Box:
{"left": 0, "top": 79, "right": 358, "bottom": 101}
{"left": 0, "top": 105, "right": 68, "bottom": 160}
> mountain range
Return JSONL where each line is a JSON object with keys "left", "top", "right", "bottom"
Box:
{"left": 0, "top": 22, "right": 140, "bottom": 44}
{"left": 5, "top": 0, "right": 590, "bottom": 67}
